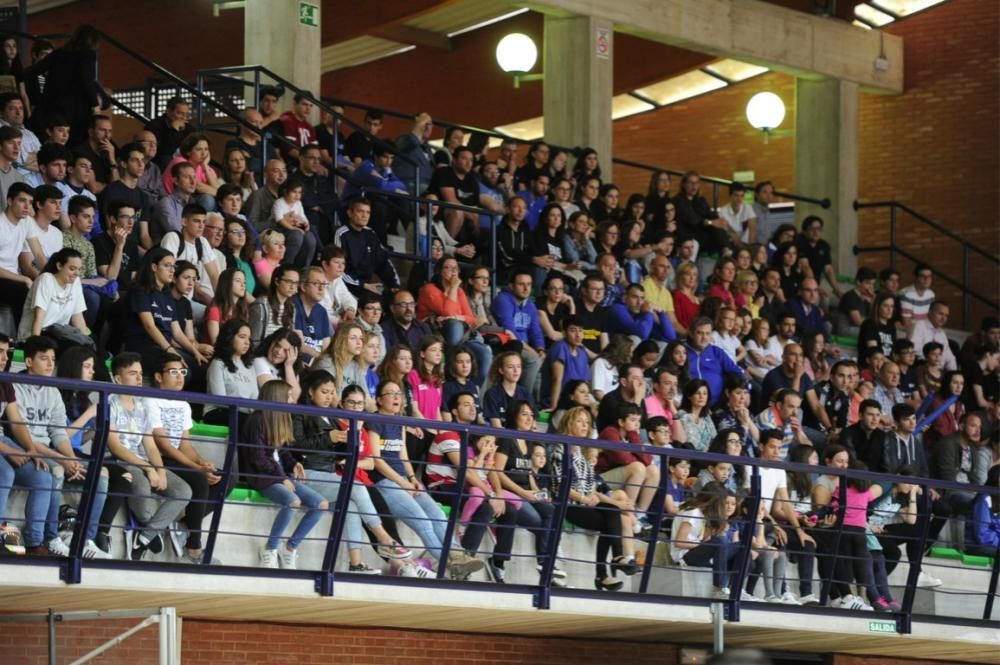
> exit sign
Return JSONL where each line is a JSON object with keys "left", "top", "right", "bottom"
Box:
{"left": 868, "top": 620, "right": 897, "bottom": 634}
{"left": 299, "top": 1, "right": 318, "bottom": 27}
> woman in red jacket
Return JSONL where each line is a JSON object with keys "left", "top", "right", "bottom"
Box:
{"left": 417, "top": 256, "right": 492, "bottom": 386}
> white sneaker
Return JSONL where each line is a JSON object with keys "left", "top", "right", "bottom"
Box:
{"left": 712, "top": 587, "right": 731, "bottom": 600}
{"left": 917, "top": 571, "right": 942, "bottom": 588}
{"left": 830, "top": 596, "right": 845, "bottom": 608}
{"left": 400, "top": 562, "right": 432, "bottom": 578}
{"left": 742, "top": 590, "right": 762, "bottom": 602}
{"left": 167, "top": 522, "right": 187, "bottom": 558}
{"left": 536, "top": 564, "right": 568, "bottom": 579}
{"left": 798, "top": 593, "right": 820, "bottom": 605}
{"left": 279, "top": 547, "right": 299, "bottom": 570}
{"left": 764, "top": 594, "right": 782, "bottom": 603}
{"left": 260, "top": 548, "right": 279, "bottom": 569}
{"left": 47, "top": 536, "right": 70, "bottom": 557}
{"left": 83, "top": 539, "right": 111, "bottom": 560}
{"left": 780, "top": 591, "right": 802, "bottom": 605}
{"left": 839, "top": 594, "right": 872, "bottom": 611}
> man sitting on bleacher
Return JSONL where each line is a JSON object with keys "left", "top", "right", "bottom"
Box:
{"left": 334, "top": 198, "right": 400, "bottom": 299}
{"left": 106, "top": 352, "right": 192, "bottom": 561}
{"left": 16, "top": 335, "right": 109, "bottom": 559}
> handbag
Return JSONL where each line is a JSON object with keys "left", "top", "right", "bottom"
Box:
{"left": 43, "top": 323, "right": 95, "bottom": 349}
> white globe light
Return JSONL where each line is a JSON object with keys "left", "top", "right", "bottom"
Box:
{"left": 496, "top": 33, "right": 538, "bottom": 74}
{"left": 745, "top": 92, "right": 786, "bottom": 131}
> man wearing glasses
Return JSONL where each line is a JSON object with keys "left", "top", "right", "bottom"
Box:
{"left": 382, "top": 289, "right": 432, "bottom": 352}
{"left": 101, "top": 142, "right": 151, "bottom": 240}
{"left": 294, "top": 266, "right": 333, "bottom": 362}
{"left": 356, "top": 292, "right": 386, "bottom": 364}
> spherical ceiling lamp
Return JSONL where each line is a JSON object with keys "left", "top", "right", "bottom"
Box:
{"left": 745, "top": 92, "right": 786, "bottom": 132}
{"left": 496, "top": 33, "right": 538, "bottom": 74}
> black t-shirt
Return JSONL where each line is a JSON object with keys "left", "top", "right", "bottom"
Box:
{"left": 795, "top": 236, "right": 833, "bottom": 278}
{"left": 497, "top": 437, "right": 534, "bottom": 490}
{"left": 92, "top": 231, "right": 140, "bottom": 292}
{"left": 898, "top": 366, "right": 920, "bottom": 401}
{"left": 428, "top": 168, "right": 480, "bottom": 208}
{"left": 76, "top": 142, "right": 116, "bottom": 187}
{"left": 344, "top": 130, "right": 374, "bottom": 163}
{"left": 838, "top": 290, "right": 869, "bottom": 321}
{"left": 535, "top": 296, "right": 570, "bottom": 347}
{"left": 858, "top": 319, "right": 895, "bottom": 361}
{"left": 575, "top": 302, "right": 608, "bottom": 355}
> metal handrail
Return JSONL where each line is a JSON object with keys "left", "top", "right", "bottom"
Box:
{"left": 853, "top": 200, "right": 1000, "bottom": 328}
{"left": 2, "top": 370, "right": 996, "bottom": 633}
{"left": 195, "top": 65, "right": 419, "bottom": 170}
{"left": 320, "top": 97, "right": 833, "bottom": 211}
{"left": 855, "top": 200, "right": 999, "bottom": 264}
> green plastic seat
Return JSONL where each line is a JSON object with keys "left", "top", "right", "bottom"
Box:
{"left": 961, "top": 553, "right": 995, "bottom": 568}
{"left": 191, "top": 422, "right": 230, "bottom": 439}
{"left": 928, "top": 545, "right": 962, "bottom": 560}
{"left": 227, "top": 484, "right": 271, "bottom": 504}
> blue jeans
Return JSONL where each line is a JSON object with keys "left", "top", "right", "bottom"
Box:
{"left": 515, "top": 499, "right": 554, "bottom": 565}
{"left": 376, "top": 479, "right": 454, "bottom": 561}
{"left": 260, "top": 480, "right": 327, "bottom": 550}
{"left": 49, "top": 463, "right": 108, "bottom": 543}
{"left": 303, "top": 469, "right": 381, "bottom": 551}
{"left": 440, "top": 320, "right": 492, "bottom": 387}
{"left": 0, "top": 455, "right": 53, "bottom": 547}
{"left": 683, "top": 535, "right": 739, "bottom": 589}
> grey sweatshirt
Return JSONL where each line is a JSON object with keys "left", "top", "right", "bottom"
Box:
{"left": 13, "top": 381, "right": 69, "bottom": 450}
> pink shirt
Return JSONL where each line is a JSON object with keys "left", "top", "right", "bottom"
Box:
{"left": 407, "top": 369, "right": 443, "bottom": 420}
{"left": 644, "top": 395, "right": 675, "bottom": 425}
{"left": 163, "top": 156, "right": 215, "bottom": 194}
{"left": 841, "top": 487, "right": 873, "bottom": 528}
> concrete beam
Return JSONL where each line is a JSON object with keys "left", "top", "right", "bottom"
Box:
{"left": 517, "top": 0, "right": 903, "bottom": 93}
{"left": 369, "top": 24, "right": 452, "bottom": 51}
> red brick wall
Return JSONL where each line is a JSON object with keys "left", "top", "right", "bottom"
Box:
{"left": 611, "top": 71, "right": 797, "bottom": 201}
{"left": 855, "top": 0, "right": 1000, "bottom": 327}
{"left": 0, "top": 618, "right": 680, "bottom": 665}
{"left": 1, "top": 617, "right": 978, "bottom": 664}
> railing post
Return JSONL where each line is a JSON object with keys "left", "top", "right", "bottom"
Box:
{"left": 961, "top": 245, "right": 970, "bottom": 330}
{"left": 200, "top": 405, "right": 240, "bottom": 565}
{"left": 898, "top": 484, "right": 933, "bottom": 634}
{"left": 711, "top": 183, "right": 719, "bottom": 211}
{"left": 534, "top": 441, "right": 574, "bottom": 609}
{"left": 62, "top": 391, "right": 112, "bottom": 584}
{"left": 435, "top": 430, "right": 468, "bottom": 579}
{"left": 820, "top": 473, "right": 849, "bottom": 606}
{"left": 984, "top": 543, "right": 1000, "bottom": 621}
{"left": 638, "top": 449, "right": 671, "bottom": 594}
{"left": 316, "top": 418, "right": 360, "bottom": 597}
{"left": 726, "top": 467, "right": 762, "bottom": 622}
{"left": 889, "top": 205, "right": 897, "bottom": 270}
{"left": 195, "top": 73, "right": 204, "bottom": 129}
{"left": 490, "top": 211, "right": 498, "bottom": 301}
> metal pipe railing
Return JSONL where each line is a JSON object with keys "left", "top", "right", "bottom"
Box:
{"left": 4, "top": 370, "right": 995, "bottom": 635}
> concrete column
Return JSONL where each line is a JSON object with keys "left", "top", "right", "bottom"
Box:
{"left": 244, "top": 0, "right": 322, "bottom": 110}
{"left": 543, "top": 15, "right": 613, "bottom": 180}
{"left": 794, "top": 78, "right": 859, "bottom": 278}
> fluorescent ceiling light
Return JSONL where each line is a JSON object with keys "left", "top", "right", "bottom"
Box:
{"left": 447, "top": 8, "right": 530, "bottom": 38}
{"left": 704, "top": 59, "right": 769, "bottom": 82}
{"left": 494, "top": 116, "right": 544, "bottom": 141}
{"left": 854, "top": 3, "right": 895, "bottom": 26}
{"left": 612, "top": 94, "right": 655, "bottom": 120}
{"left": 634, "top": 70, "right": 727, "bottom": 106}
{"left": 869, "top": 0, "right": 947, "bottom": 16}
{"left": 852, "top": 19, "right": 874, "bottom": 29}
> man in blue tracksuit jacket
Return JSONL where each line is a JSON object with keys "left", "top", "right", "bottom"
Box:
{"left": 685, "top": 315, "right": 745, "bottom": 406}
{"left": 491, "top": 267, "right": 545, "bottom": 396}
{"left": 607, "top": 283, "right": 677, "bottom": 347}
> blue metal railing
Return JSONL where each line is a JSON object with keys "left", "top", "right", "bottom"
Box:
{"left": 0, "top": 371, "right": 996, "bottom": 633}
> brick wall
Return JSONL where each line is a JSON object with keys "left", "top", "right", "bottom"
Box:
{"left": 855, "top": 0, "right": 999, "bottom": 328}
{"left": 0, "top": 618, "right": 680, "bottom": 665}
{"left": 1, "top": 617, "right": 978, "bottom": 664}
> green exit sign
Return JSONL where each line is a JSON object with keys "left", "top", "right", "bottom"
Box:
{"left": 299, "top": 1, "right": 318, "bottom": 27}
{"left": 868, "top": 620, "right": 897, "bottom": 634}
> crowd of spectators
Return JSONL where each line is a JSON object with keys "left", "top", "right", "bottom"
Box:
{"left": 0, "top": 26, "right": 996, "bottom": 606}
